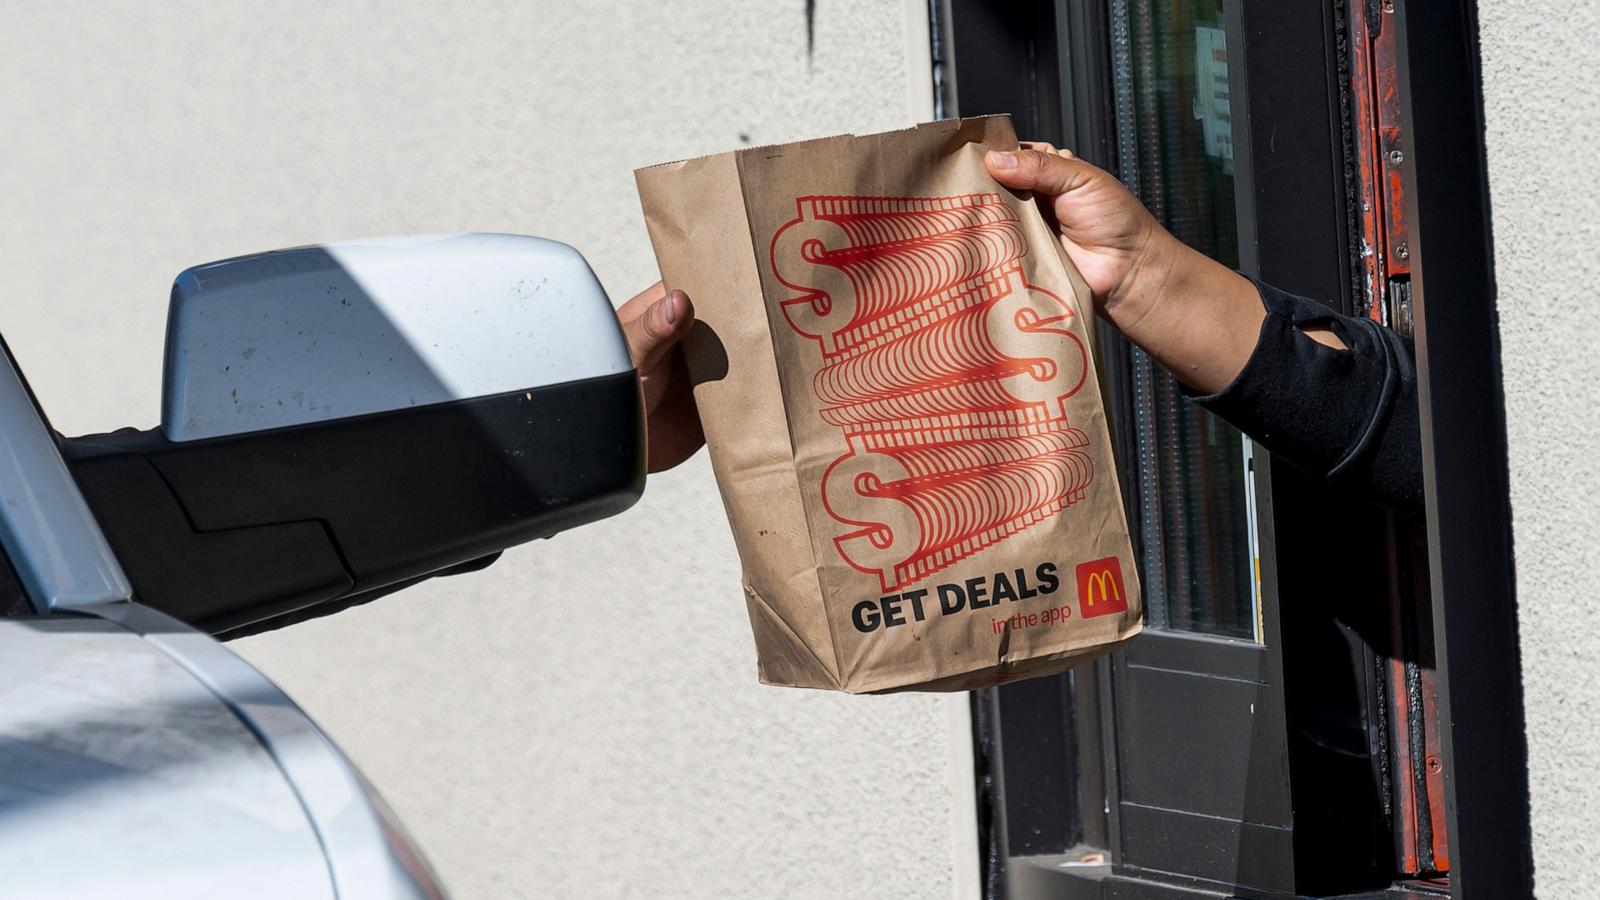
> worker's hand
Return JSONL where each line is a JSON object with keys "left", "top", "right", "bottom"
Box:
{"left": 988, "top": 142, "right": 1269, "bottom": 393}
{"left": 618, "top": 282, "right": 705, "bottom": 472}
{"left": 984, "top": 144, "right": 1180, "bottom": 319}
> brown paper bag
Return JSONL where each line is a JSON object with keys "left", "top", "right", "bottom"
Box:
{"left": 636, "top": 115, "right": 1142, "bottom": 693}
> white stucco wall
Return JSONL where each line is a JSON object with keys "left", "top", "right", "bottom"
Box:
{"left": 0, "top": 3, "right": 978, "bottom": 899}
{"left": 1477, "top": 3, "right": 1600, "bottom": 897}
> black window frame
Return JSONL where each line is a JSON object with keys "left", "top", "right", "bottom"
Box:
{"left": 1390, "top": 0, "right": 1532, "bottom": 894}
{"left": 940, "top": 0, "right": 1531, "bottom": 897}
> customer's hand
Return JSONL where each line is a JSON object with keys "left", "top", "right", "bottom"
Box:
{"left": 618, "top": 282, "right": 704, "bottom": 472}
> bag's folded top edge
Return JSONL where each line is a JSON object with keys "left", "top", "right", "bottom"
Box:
{"left": 633, "top": 114, "right": 1015, "bottom": 174}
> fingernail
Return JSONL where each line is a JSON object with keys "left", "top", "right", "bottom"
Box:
{"left": 661, "top": 294, "right": 678, "bottom": 325}
{"left": 987, "top": 151, "right": 1018, "bottom": 169}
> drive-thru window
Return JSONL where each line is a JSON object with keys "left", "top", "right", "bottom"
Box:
{"left": 937, "top": 1, "right": 1528, "bottom": 896}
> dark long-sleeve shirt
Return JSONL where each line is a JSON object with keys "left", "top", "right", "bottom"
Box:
{"left": 1187, "top": 279, "right": 1423, "bottom": 513}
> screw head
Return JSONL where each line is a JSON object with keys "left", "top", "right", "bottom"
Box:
{"left": 1395, "top": 242, "right": 1410, "bottom": 260}
{"left": 1388, "top": 148, "right": 1406, "bottom": 166}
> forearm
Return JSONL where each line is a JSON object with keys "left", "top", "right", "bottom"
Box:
{"left": 1102, "top": 236, "right": 1265, "bottom": 395}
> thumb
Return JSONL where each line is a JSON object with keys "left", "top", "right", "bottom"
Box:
{"left": 985, "top": 149, "right": 1095, "bottom": 198}
{"left": 619, "top": 284, "right": 693, "bottom": 372}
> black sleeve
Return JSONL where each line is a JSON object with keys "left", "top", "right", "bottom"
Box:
{"left": 1185, "top": 278, "right": 1424, "bottom": 514}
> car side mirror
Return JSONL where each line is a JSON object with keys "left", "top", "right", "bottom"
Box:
{"left": 64, "top": 234, "right": 643, "bottom": 636}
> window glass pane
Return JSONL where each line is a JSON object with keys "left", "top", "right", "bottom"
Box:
{"left": 1110, "top": 0, "right": 1259, "bottom": 640}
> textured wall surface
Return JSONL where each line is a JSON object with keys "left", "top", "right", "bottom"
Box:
{"left": 0, "top": 3, "right": 978, "bottom": 898}
{"left": 1477, "top": 2, "right": 1600, "bottom": 897}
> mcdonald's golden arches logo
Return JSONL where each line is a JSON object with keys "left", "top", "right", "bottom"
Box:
{"left": 1075, "top": 556, "right": 1129, "bottom": 619}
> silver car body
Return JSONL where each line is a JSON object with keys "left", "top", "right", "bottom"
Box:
{"left": 0, "top": 341, "right": 443, "bottom": 898}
